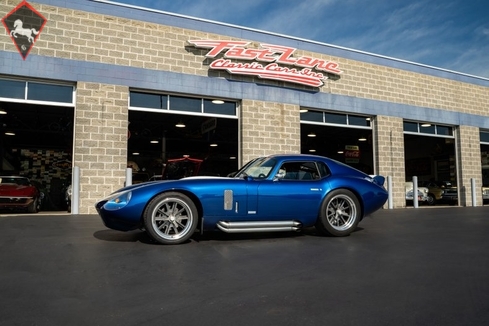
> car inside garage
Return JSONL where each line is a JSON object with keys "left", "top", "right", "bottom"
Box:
{"left": 0, "top": 78, "right": 74, "bottom": 212}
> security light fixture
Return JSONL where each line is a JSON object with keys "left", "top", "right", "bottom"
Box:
{"left": 212, "top": 99, "right": 224, "bottom": 104}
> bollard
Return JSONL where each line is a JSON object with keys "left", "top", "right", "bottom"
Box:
{"left": 72, "top": 166, "right": 80, "bottom": 214}
{"left": 471, "top": 178, "right": 476, "bottom": 207}
{"left": 387, "top": 176, "right": 393, "bottom": 209}
{"left": 413, "top": 176, "right": 418, "bottom": 208}
{"left": 126, "top": 168, "right": 133, "bottom": 186}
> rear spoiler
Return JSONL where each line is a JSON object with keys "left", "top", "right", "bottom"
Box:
{"left": 369, "top": 175, "right": 386, "bottom": 186}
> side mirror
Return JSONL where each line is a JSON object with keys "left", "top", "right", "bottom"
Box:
{"left": 274, "top": 169, "right": 286, "bottom": 181}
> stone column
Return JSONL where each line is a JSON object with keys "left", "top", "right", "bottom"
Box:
{"left": 240, "top": 99, "right": 300, "bottom": 165}
{"left": 73, "top": 82, "right": 128, "bottom": 214}
{"left": 456, "top": 125, "right": 482, "bottom": 206}
{"left": 374, "top": 115, "right": 406, "bottom": 208}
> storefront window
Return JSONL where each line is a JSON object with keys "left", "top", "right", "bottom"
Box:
{"left": 404, "top": 121, "right": 454, "bottom": 136}
{"left": 129, "top": 92, "right": 237, "bottom": 117}
{"left": 480, "top": 131, "right": 489, "bottom": 143}
{"left": 437, "top": 125, "right": 453, "bottom": 136}
{"left": 403, "top": 121, "right": 418, "bottom": 132}
{"left": 349, "top": 115, "right": 371, "bottom": 127}
{"left": 204, "top": 99, "right": 236, "bottom": 115}
{"left": 420, "top": 124, "right": 436, "bottom": 134}
{"left": 27, "top": 82, "right": 73, "bottom": 103}
{"left": 0, "top": 79, "right": 24, "bottom": 99}
{"left": 0, "top": 78, "right": 74, "bottom": 104}
{"left": 130, "top": 92, "right": 165, "bottom": 109}
{"left": 170, "top": 95, "right": 201, "bottom": 113}
{"left": 300, "top": 110, "right": 323, "bottom": 122}
{"left": 325, "top": 112, "right": 346, "bottom": 124}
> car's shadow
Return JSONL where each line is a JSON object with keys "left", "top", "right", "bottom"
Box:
{"left": 93, "top": 229, "right": 155, "bottom": 244}
{"left": 94, "top": 226, "right": 364, "bottom": 245}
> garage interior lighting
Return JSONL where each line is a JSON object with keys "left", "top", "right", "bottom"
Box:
{"left": 0, "top": 109, "right": 6, "bottom": 114}
{"left": 210, "top": 143, "right": 218, "bottom": 147}
{"left": 175, "top": 121, "right": 185, "bottom": 128}
{"left": 212, "top": 99, "right": 224, "bottom": 104}
{"left": 358, "top": 136, "right": 367, "bottom": 141}
{"left": 307, "top": 132, "right": 316, "bottom": 137}
{"left": 337, "top": 150, "right": 344, "bottom": 154}
{"left": 300, "top": 109, "right": 308, "bottom": 113}
{"left": 132, "top": 152, "right": 139, "bottom": 155}
{"left": 150, "top": 140, "right": 159, "bottom": 144}
{"left": 308, "top": 149, "right": 316, "bottom": 152}
{"left": 421, "top": 123, "right": 431, "bottom": 127}
{"left": 5, "top": 132, "right": 15, "bottom": 136}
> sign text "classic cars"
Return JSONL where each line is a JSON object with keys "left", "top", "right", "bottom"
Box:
{"left": 188, "top": 40, "right": 342, "bottom": 87}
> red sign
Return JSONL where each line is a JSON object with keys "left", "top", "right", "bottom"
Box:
{"left": 1, "top": 1, "right": 47, "bottom": 60}
{"left": 188, "top": 40, "right": 342, "bottom": 87}
{"left": 344, "top": 145, "right": 360, "bottom": 163}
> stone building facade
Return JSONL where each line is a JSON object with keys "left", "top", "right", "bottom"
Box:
{"left": 1, "top": 0, "right": 488, "bottom": 214}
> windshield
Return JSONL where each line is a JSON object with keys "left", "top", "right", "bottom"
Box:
{"left": 235, "top": 157, "right": 277, "bottom": 179}
{"left": 0, "top": 177, "right": 30, "bottom": 186}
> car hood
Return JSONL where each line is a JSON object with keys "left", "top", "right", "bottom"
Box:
{"left": 0, "top": 184, "right": 36, "bottom": 196}
{"left": 114, "top": 176, "right": 231, "bottom": 194}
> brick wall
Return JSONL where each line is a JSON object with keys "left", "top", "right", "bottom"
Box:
{"left": 74, "top": 82, "right": 128, "bottom": 214}
{"left": 241, "top": 100, "right": 300, "bottom": 164}
{"left": 457, "top": 126, "right": 483, "bottom": 206}
{"left": 1, "top": 1, "right": 486, "bottom": 117}
{"left": 374, "top": 116, "right": 406, "bottom": 207}
{"left": 1, "top": 0, "right": 489, "bottom": 210}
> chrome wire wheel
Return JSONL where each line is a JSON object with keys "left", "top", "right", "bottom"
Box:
{"left": 144, "top": 192, "right": 198, "bottom": 244}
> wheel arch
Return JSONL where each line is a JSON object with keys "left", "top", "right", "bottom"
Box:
{"left": 321, "top": 186, "right": 365, "bottom": 220}
{"left": 141, "top": 189, "right": 204, "bottom": 223}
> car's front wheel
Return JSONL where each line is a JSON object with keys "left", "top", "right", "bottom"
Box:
{"left": 316, "top": 189, "right": 360, "bottom": 237}
{"left": 143, "top": 192, "right": 198, "bottom": 245}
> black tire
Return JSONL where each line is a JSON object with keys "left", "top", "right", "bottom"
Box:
{"left": 143, "top": 192, "right": 198, "bottom": 245}
{"left": 426, "top": 193, "right": 436, "bottom": 206}
{"left": 27, "top": 198, "right": 39, "bottom": 213}
{"left": 316, "top": 189, "right": 361, "bottom": 237}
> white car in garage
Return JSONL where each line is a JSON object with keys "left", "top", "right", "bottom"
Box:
{"left": 405, "top": 181, "right": 429, "bottom": 204}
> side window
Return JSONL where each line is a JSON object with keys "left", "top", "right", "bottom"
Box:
{"left": 278, "top": 161, "right": 320, "bottom": 180}
{"left": 317, "top": 162, "right": 331, "bottom": 178}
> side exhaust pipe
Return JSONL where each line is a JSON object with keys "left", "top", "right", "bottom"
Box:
{"left": 217, "top": 220, "right": 302, "bottom": 233}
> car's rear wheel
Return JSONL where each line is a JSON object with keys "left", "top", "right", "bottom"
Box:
{"left": 143, "top": 192, "right": 198, "bottom": 245}
{"left": 316, "top": 189, "right": 360, "bottom": 237}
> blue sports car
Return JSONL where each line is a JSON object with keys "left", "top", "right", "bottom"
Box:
{"left": 96, "top": 154, "right": 388, "bottom": 245}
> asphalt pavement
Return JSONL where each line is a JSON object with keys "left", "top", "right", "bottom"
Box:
{"left": 1, "top": 207, "right": 489, "bottom": 326}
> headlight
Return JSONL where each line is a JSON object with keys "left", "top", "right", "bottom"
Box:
{"left": 103, "top": 191, "right": 132, "bottom": 211}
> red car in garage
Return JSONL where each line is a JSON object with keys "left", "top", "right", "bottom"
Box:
{"left": 0, "top": 176, "right": 42, "bottom": 213}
